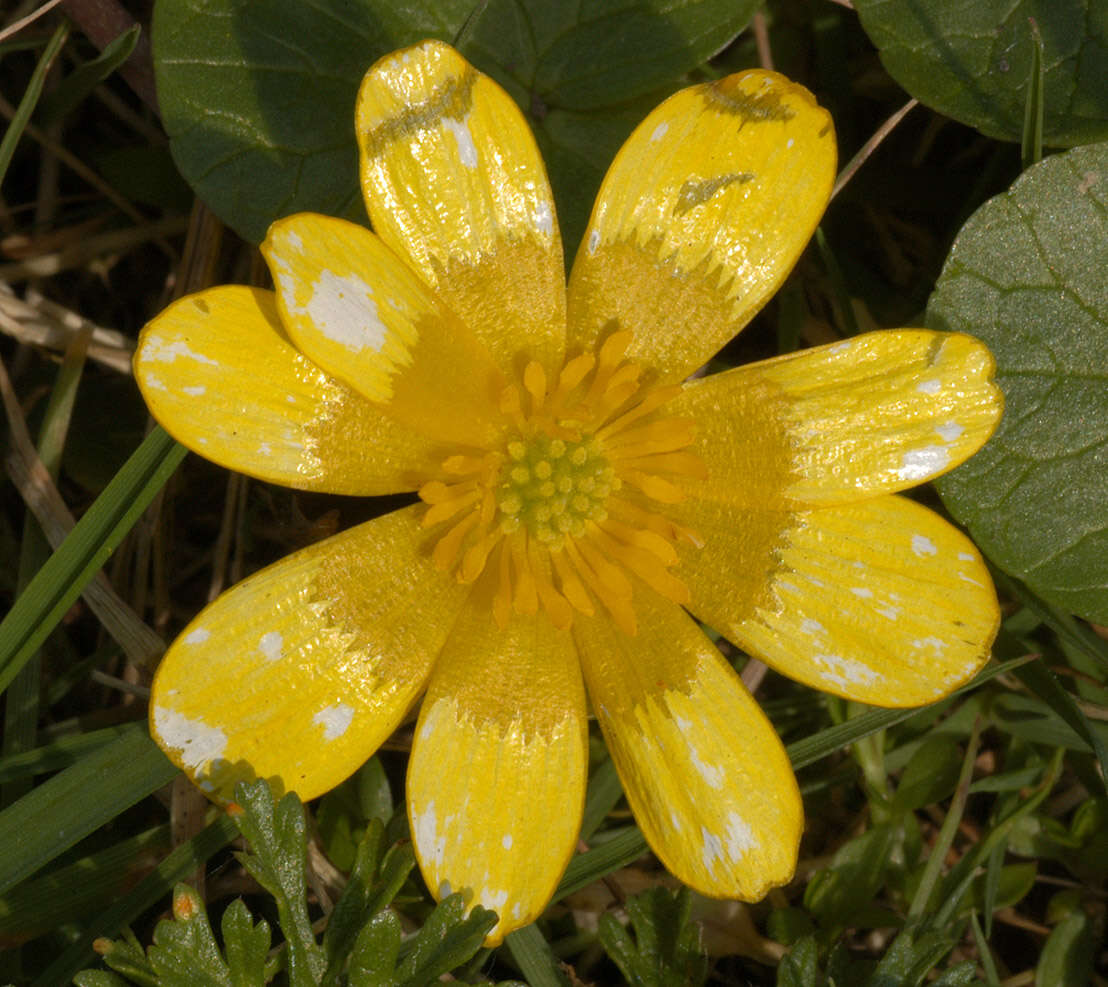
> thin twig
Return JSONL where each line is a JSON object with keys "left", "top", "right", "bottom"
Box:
{"left": 752, "top": 11, "right": 774, "bottom": 72}
{"left": 0, "top": 0, "right": 65, "bottom": 44}
{"left": 832, "top": 98, "right": 918, "bottom": 200}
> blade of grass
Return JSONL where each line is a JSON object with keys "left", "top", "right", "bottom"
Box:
{"left": 505, "top": 923, "right": 571, "bottom": 987}
{"left": 0, "top": 726, "right": 177, "bottom": 896}
{"left": 1020, "top": 18, "right": 1045, "bottom": 170}
{"left": 33, "top": 812, "right": 239, "bottom": 987}
{"left": 0, "top": 721, "right": 140, "bottom": 785}
{"left": 580, "top": 758, "right": 623, "bottom": 841}
{"left": 0, "top": 424, "right": 185, "bottom": 694}
{"left": 0, "top": 18, "right": 68, "bottom": 188}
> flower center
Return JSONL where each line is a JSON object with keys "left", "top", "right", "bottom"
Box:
{"left": 497, "top": 435, "right": 617, "bottom": 544}
{"left": 417, "top": 332, "right": 705, "bottom": 634}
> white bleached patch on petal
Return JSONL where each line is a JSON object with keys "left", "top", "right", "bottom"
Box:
{"left": 912, "top": 636, "right": 946, "bottom": 654}
{"left": 183, "top": 627, "right": 210, "bottom": 645}
{"left": 689, "top": 747, "right": 723, "bottom": 789}
{"left": 725, "top": 811, "right": 757, "bottom": 859}
{"left": 701, "top": 827, "right": 724, "bottom": 873}
{"left": 501, "top": 833, "right": 513, "bottom": 850}
{"left": 912, "top": 534, "right": 938, "bottom": 557}
{"left": 144, "top": 376, "right": 167, "bottom": 391}
{"left": 588, "top": 229, "right": 601, "bottom": 255}
{"left": 258, "top": 631, "right": 283, "bottom": 663}
{"left": 800, "top": 618, "right": 825, "bottom": 635}
{"left": 850, "top": 587, "right": 874, "bottom": 599}
{"left": 897, "top": 445, "right": 951, "bottom": 481}
{"left": 182, "top": 385, "right": 206, "bottom": 396}
{"left": 828, "top": 341, "right": 851, "bottom": 353}
{"left": 814, "top": 654, "right": 881, "bottom": 689}
{"left": 305, "top": 271, "right": 387, "bottom": 352}
{"left": 313, "top": 703, "right": 355, "bottom": 741}
{"left": 651, "top": 121, "right": 669, "bottom": 142}
{"left": 153, "top": 707, "right": 227, "bottom": 774}
{"left": 936, "top": 421, "right": 965, "bottom": 442}
{"left": 443, "top": 115, "right": 478, "bottom": 168}
{"left": 958, "top": 552, "right": 975, "bottom": 562}
{"left": 259, "top": 442, "right": 272, "bottom": 455}
{"left": 916, "top": 378, "right": 942, "bottom": 395}
{"left": 413, "top": 800, "right": 447, "bottom": 867}
{"left": 875, "top": 605, "right": 901, "bottom": 620}
{"left": 144, "top": 339, "right": 218, "bottom": 366}
{"left": 481, "top": 888, "right": 509, "bottom": 913}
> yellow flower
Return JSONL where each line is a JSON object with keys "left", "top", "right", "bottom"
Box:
{"left": 136, "top": 41, "right": 1003, "bottom": 943}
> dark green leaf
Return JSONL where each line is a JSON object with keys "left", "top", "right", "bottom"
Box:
{"left": 222, "top": 899, "right": 271, "bottom": 987}
{"left": 929, "top": 142, "right": 1108, "bottom": 623}
{"left": 1036, "top": 910, "right": 1095, "bottom": 987}
{"left": 597, "top": 886, "right": 709, "bottom": 987}
{"left": 347, "top": 908, "right": 402, "bottom": 986}
{"left": 776, "top": 936, "right": 821, "bottom": 987}
{"left": 504, "top": 922, "right": 571, "bottom": 987}
{"left": 853, "top": 0, "right": 1108, "bottom": 146}
{"left": 231, "top": 780, "right": 325, "bottom": 987}
{"left": 804, "top": 823, "right": 897, "bottom": 927}
{"left": 394, "top": 893, "right": 497, "bottom": 987}
{"left": 893, "top": 737, "right": 963, "bottom": 812}
{"left": 147, "top": 885, "right": 232, "bottom": 987}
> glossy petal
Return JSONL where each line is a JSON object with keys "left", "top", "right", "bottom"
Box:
{"left": 356, "top": 41, "right": 566, "bottom": 375}
{"left": 567, "top": 69, "right": 835, "bottom": 381}
{"left": 408, "top": 595, "right": 588, "bottom": 943}
{"left": 672, "top": 330, "right": 1003, "bottom": 509}
{"left": 574, "top": 592, "right": 800, "bottom": 899}
{"left": 150, "top": 506, "right": 468, "bottom": 802}
{"left": 262, "top": 214, "right": 505, "bottom": 447}
{"left": 135, "top": 286, "right": 442, "bottom": 495}
{"left": 677, "top": 495, "right": 999, "bottom": 706}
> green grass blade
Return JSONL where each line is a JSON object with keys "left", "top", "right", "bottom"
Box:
{"left": 1020, "top": 18, "right": 1045, "bottom": 170}
{"left": 33, "top": 812, "right": 239, "bottom": 987}
{"left": 0, "top": 726, "right": 177, "bottom": 896}
{"left": 505, "top": 923, "right": 571, "bottom": 987}
{"left": 0, "top": 425, "right": 185, "bottom": 694}
{"left": 0, "top": 722, "right": 140, "bottom": 785}
{"left": 0, "top": 20, "right": 68, "bottom": 188}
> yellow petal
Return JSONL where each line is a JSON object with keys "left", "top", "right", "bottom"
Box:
{"left": 407, "top": 598, "right": 587, "bottom": 944}
{"left": 262, "top": 214, "right": 505, "bottom": 447}
{"left": 573, "top": 593, "right": 800, "bottom": 900}
{"left": 150, "top": 506, "right": 468, "bottom": 803}
{"left": 134, "top": 286, "right": 441, "bottom": 495}
{"left": 679, "top": 495, "right": 999, "bottom": 707}
{"left": 356, "top": 41, "right": 565, "bottom": 374}
{"left": 672, "top": 330, "right": 1003, "bottom": 509}
{"left": 567, "top": 69, "right": 835, "bottom": 381}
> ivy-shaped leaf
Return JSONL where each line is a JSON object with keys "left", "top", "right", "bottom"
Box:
{"left": 152, "top": 0, "right": 758, "bottom": 250}
{"left": 929, "top": 142, "right": 1108, "bottom": 624}
{"left": 853, "top": 0, "right": 1108, "bottom": 147}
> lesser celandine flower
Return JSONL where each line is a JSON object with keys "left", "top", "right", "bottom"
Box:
{"left": 137, "top": 41, "right": 1002, "bottom": 941}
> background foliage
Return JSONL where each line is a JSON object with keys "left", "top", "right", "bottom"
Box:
{"left": 0, "top": 0, "right": 1105, "bottom": 984}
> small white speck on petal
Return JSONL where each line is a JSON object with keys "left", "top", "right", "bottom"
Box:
{"left": 725, "top": 811, "right": 757, "bottom": 860}
{"left": 828, "top": 341, "right": 851, "bottom": 353}
{"left": 481, "top": 888, "right": 509, "bottom": 912}
{"left": 912, "top": 636, "right": 946, "bottom": 654}
{"left": 689, "top": 747, "right": 723, "bottom": 789}
{"left": 701, "top": 827, "right": 724, "bottom": 873}
{"left": 850, "top": 587, "right": 874, "bottom": 599}
{"left": 958, "top": 552, "right": 975, "bottom": 562}
{"left": 875, "top": 606, "right": 901, "bottom": 620}
{"left": 650, "top": 121, "right": 669, "bottom": 142}
{"left": 534, "top": 200, "right": 553, "bottom": 235}
{"left": 800, "top": 618, "right": 825, "bottom": 635}
{"left": 182, "top": 385, "right": 206, "bottom": 396}
{"left": 259, "top": 442, "right": 272, "bottom": 455}
{"left": 916, "top": 378, "right": 942, "bottom": 395}
{"left": 502, "top": 833, "right": 513, "bottom": 850}
{"left": 912, "top": 534, "right": 938, "bottom": 557}
{"left": 258, "top": 631, "right": 283, "bottom": 662}
{"left": 183, "top": 627, "right": 210, "bottom": 645}
{"left": 587, "top": 229, "right": 600, "bottom": 255}
{"left": 313, "top": 703, "right": 354, "bottom": 741}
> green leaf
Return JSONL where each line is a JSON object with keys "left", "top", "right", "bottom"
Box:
{"left": 804, "top": 823, "right": 897, "bottom": 928}
{"left": 394, "top": 893, "right": 498, "bottom": 987}
{"left": 38, "top": 25, "right": 141, "bottom": 126}
{"left": 504, "top": 923, "right": 570, "bottom": 987}
{"left": 152, "top": 0, "right": 757, "bottom": 251}
{"left": 222, "top": 899, "right": 271, "bottom": 987}
{"left": 0, "top": 727, "right": 176, "bottom": 896}
{"left": 597, "top": 887, "right": 709, "bottom": 987}
{"left": 347, "top": 908, "right": 402, "bottom": 986}
{"left": 147, "top": 885, "right": 233, "bottom": 987}
{"left": 893, "top": 737, "right": 964, "bottom": 813}
{"left": 776, "top": 936, "right": 821, "bottom": 987}
{"left": 152, "top": 0, "right": 473, "bottom": 245}
{"left": 1036, "top": 910, "right": 1095, "bottom": 987}
{"left": 929, "top": 141, "right": 1108, "bottom": 623}
{"left": 230, "top": 780, "right": 325, "bottom": 987}
{"left": 853, "top": 0, "right": 1108, "bottom": 147}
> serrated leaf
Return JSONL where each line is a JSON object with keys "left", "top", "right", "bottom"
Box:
{"left": 394, "top": 893, "right": 498, "bottom": 987}
{"left": 148, "top": 885, "right": 232, "bottom": 987}
{"left": 597, "top": 887, "right": 709, "bottom": 987}
{"left": 231, "top": 780, "right": 325, "bottom": 987}
{"left": 222, "top": 899, "right": 271, "bottom": 987}
{"left": 929, "top": 142, "right": 1108, "bottom": 623}
{"left": 853, "top": 0, "right": 1108, "bottom": 146}
{"left": 348, "top": 908, "right": 402, "bottom": 986}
